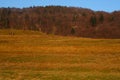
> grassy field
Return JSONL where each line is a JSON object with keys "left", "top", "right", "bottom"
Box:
{"left": 0, "top": 30, "right": 120, "bottom": 80}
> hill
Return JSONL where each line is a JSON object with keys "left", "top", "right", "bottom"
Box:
{"left": 0, "top": 6, "right": 120, "bottom": 38}
{"left": 0, "top": 30, "right": 120, "bottom": 79}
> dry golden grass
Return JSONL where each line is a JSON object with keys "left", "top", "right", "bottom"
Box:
{"left": 0, "top": 30, "right": 120, "bottom": 80}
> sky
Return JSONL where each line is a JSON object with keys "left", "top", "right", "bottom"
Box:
{"left": 0, "top": 0, "right": 120, "bottom": 12}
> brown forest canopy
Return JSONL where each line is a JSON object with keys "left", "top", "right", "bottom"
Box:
{"left": 0, "top": 6, "right": 120, "bottom": 38}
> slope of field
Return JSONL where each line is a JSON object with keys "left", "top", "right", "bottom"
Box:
{"left": 0, "top": 30, "right": 120, "bottom": 80}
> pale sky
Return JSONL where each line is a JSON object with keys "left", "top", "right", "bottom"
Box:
{"left": 0, "top": 0, "right": 120, "bottom": 12}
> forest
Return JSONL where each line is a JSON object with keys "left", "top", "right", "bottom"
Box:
{"left": 0, "top": 6, "right": 120, "bottom": 38}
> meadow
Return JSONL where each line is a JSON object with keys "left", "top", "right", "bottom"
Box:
{"left": 0, "top": 30, "right": 120, "bottom": 80}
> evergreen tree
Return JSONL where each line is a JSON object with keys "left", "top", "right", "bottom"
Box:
{"left": 90, "top": 16, "right": 97, "bottom": 27}
{"left": 71, "top": 27, "right": 75, "bottom": 34}
{"left": 99, "top": 14, "right": 104, "bottom": 23}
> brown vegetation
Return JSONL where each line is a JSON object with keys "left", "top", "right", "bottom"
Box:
{"left": 0, "top": 32, "right": 120, "bottom": 79}
{"left": 0, "top": 6, "right": 120, "bottom": 38}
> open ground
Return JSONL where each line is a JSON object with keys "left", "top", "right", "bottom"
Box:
{"left": 0, "top": 30, "right": 120, "bottom": 80}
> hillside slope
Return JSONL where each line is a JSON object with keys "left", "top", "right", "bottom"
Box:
{"left": 0, "top": 6, "right": 120, "bottom": 38}
{"left": 0, "top": 30, "right": 120, "bottom": 79}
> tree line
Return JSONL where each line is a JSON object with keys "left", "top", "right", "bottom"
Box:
{"left": 0, "top": 6, "right": 120, "bottom": 38}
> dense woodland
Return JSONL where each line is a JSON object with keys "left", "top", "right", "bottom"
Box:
{"left": 0, "top": 6, "right": 120, "bottom": 38}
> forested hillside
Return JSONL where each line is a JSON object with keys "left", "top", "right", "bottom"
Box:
{"left": 0, "top": 6, "right": 120, "bottom": 38}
